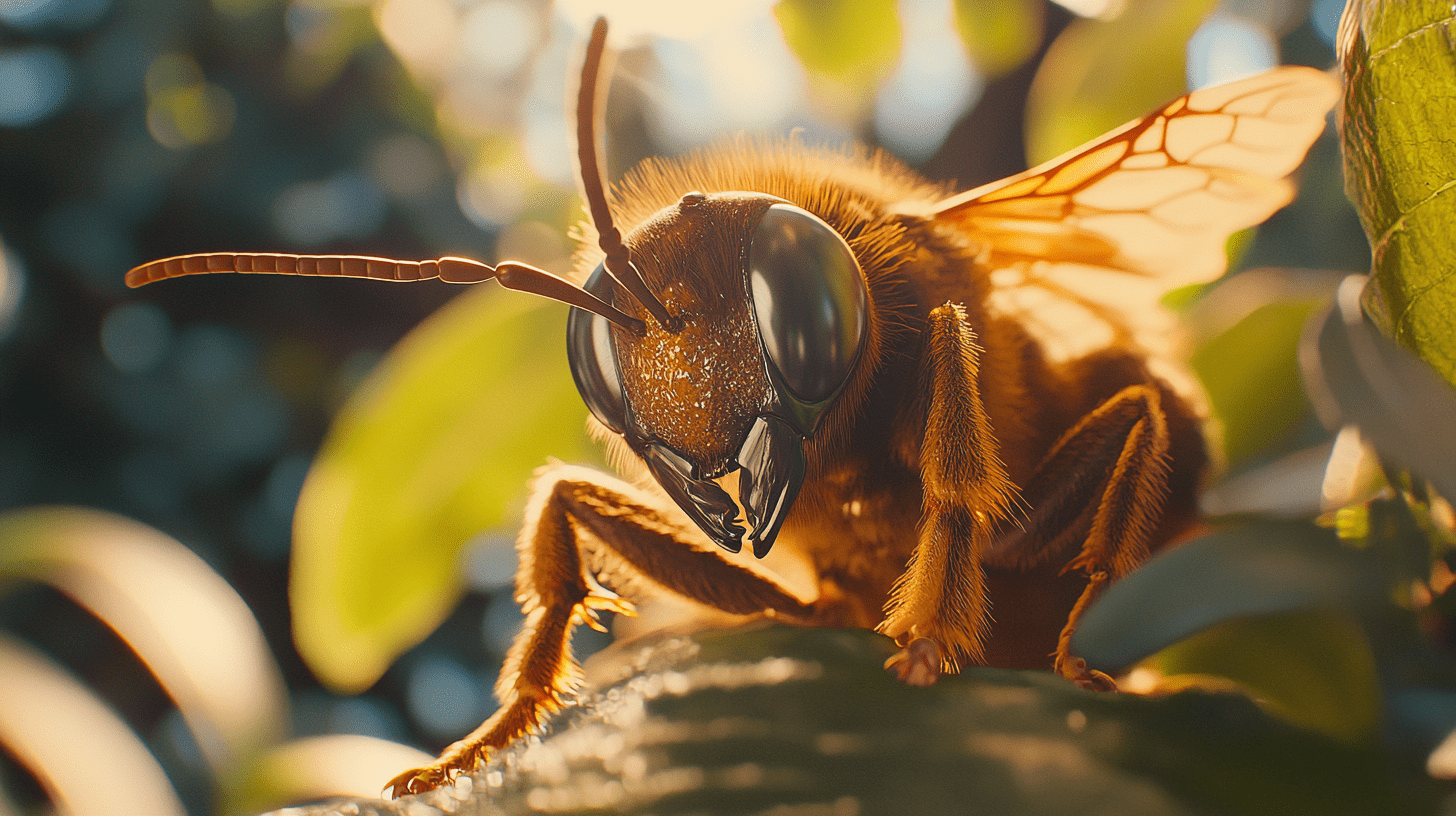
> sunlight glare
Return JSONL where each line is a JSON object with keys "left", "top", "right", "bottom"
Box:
{"left": 461, "top": 0, "right": 537, "bottom": 75}
{"left": 874, "top": 0, "right": 983, "bottom": 164}
{"left": 553, "top": 0, "right": 775, "bottom": 44}
{"left": 519, "top": 16, "right": 574, "bottom": 186}
{"left": 645, "top": 20, "right": 804, "bottom": 152}
{"left": 1186, "top": 13, "right": 1276, "bottom": 90}
{"left": 374, "top": 0, "right": 458, "bottom": 79}
{"left": 1051, "top": 0, "right": 1124, "bottom": 19}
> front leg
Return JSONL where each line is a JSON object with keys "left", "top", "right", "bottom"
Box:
{"left": 385, "top": 464, "right": 814, "bottom": 797}
{"left": 878, "top": 303, "right": 1021, "bottom": 683}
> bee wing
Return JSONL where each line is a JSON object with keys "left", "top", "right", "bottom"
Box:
{"left": 931, "top": 65, "right": 1340, "bottom": 365}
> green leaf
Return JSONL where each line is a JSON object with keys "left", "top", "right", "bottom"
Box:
{"left": 1340, "top": 1, "right": 1456, "bottom": 383}
{"left": 773, "top": 0, "right": 901, "bottom": 92}
{"left": 1154, "top": 609, "right": 1382, "bottom": 744}
{"left": 1071, "top": 520, "right": 1383, "bottom": 672}
{"left": 284, "top": 627, "right": 1443, "bottom": 816}
{"left": 1191, "top": 299, "right": 1321, "bottom": 464}
{"left": 1024, "top": 0, "right": 1214, "bottom": 165}
{"left": 952, "top": 0, "right": 1042, "bottom": 78}
{"left": 291, "top": 288, "right": 592, "bottom": 692}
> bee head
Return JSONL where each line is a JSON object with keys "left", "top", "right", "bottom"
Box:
{"left": 563, "top": 19, "right": 867, "bottom": 557}
{"left": 567, "top": 191, "right": 867, "bottom": 556}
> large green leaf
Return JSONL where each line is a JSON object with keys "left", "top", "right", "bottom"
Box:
{"left": 291, "top": 287, "right": 592, "bottom": 692}
{"left": 274, "top": 627, "right": 1442, "bottom": 816}
{"left": 1024, "top": 0, "right": 1214, "bottom": 165}
{"left": 1340, "top": 1, "right": 1456, "bottom": 382}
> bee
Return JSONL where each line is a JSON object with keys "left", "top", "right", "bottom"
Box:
{"left": 126, "top": 18, "right": 1340, "bottom": 798}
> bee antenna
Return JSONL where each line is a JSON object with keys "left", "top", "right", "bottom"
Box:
{"left": 577, "top": 17, "right": 682, "bottom": 333}
{"left": 123, "top": 253, "right": 646, "bottom": 335}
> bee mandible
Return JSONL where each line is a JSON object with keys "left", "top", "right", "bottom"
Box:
{"left": 125, "top": 18, "right": 1341, "bottom": 798}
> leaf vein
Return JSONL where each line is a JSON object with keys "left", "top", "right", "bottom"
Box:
{"left": 1367, "top": 14, "right": 1456, "bottom": 63}
{"left": 1380, "top": 177, "right": 1456, "bottom": 341}
{"left": 1371, "top": 176, "right": 1456, "bottom": 259}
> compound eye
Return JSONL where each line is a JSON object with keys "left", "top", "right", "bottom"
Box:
{"left": 747, "top": 204, "right": 867, "bottom": 405}
{"left": 566, "top": 263, "right": 626, "bottom": 434}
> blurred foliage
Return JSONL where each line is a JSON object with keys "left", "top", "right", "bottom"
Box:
{"left": 1153, "top": 609, "right": 1382, "bottom": 745}
{"left": 287, "top": 627, "right": 1445, "bottom": 816}
{"left": 1308, "top": 280, "right": 1456, "bottom": 504}
{"left": 773, "top": 0, "right": 902, "bottom": 96}
{"left": 954, "top": 0, "right": 1045, "bottom": 77}
{"left": 1190, "top": 298, "right": 1323, "bottom": 465}
{"left": 293, "top": 290, "right": 591, "bottom": 693}
{"left": 0, "top": 0, "right": 1436, "bottom": 813}
{"left": 1339, "top": 0, "right": 1456, "bottom": 384}
{"left": 0, "top": 507, "right": 431, "bottom": 814}
{"left": 1024, "top": 0, "right": 1214, "bottom": 164}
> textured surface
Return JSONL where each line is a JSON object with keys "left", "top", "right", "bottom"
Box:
{"left": 1340, "top": 0, "right": 1456, "bottom": 382}
{"left": 269, "top": 625, "right": 1440, "bottom": 816}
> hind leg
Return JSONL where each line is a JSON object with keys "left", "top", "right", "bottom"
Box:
{"left": 987, "top": 384, "right": 1173, "bottom": 691}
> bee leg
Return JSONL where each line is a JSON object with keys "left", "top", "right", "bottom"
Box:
{"left": 992, "top": 384, "right": 1172, "bottom": 691}
{"left": 879, "top": 303, "right": 1021, "bottom": 681}
{"left": 385, "top": 463, "right": 814, "bottom": 798}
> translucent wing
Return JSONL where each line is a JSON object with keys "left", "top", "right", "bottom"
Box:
{"left": 931, "top": 66, "right": 1340, "bottom": 368}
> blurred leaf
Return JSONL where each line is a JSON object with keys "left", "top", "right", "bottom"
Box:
{"left": 0, "top": 633, "right": 188, "bottom": 816}
{"left": 1306, "top": 278, "right": 1456, "bottom": 504}
{"left": 292, "top": 287, "right": 592, "bottom": 693}
{"left": 1339, "top": 1, "right": 1456, "bottom": 383}
{"left": 1154, "top": 609, "right": 1382, "bottom": 744}
{"left": 1197, "top": 440, "right": 1330, "bottom": 519}
{"left": 953, "top": 0, "right": 1043, "bottom": 77}
{"left": 1024, "top": 0, "right": 1214, "bottom": 164}
{"left": 279, "top": 627, "right": 1442, "bottom": 816}
{"left": 1072, "top": 520, "right": 1383, "bottom": 673}
{"left": 774, "top": 0, "right": 901, "bottom": 92}
{"left": 0, "top": 506, "right": 287, "bottom": 777}
{"left": 1191, "top": 299, "right": 1320, "bottom": 464}
{"left": 237, "top": 735, "right": 433, "bottom": 813}
{"left": 1363, "top": 495, "right": 1448, "bottom": 605}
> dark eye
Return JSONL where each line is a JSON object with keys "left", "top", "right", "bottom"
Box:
{"left": 566, "top": 263, "right": 626, "bottom": 434}
{"left": 747, "top": 203, "right": 867, "bottom": 406}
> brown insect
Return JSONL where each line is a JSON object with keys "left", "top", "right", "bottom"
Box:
{"left": 127, "top": 18, "right": 1340, "bottom": 798}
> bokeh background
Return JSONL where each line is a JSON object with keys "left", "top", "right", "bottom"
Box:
{"left": 0, "top": 0, "right": 1375, "bottom": 813}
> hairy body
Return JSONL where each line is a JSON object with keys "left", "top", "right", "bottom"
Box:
{"left": 591, "top": 141, "right": 1207, "bottom": 668}
{"left": 124, "top": 36, "right": 1337, "bottom": 793}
